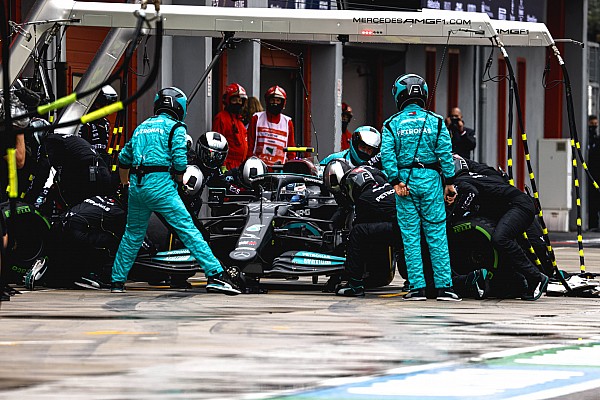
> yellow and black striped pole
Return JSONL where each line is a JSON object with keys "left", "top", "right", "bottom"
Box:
{"left": 501, "top": 53, "right": 569, "bottom": 291}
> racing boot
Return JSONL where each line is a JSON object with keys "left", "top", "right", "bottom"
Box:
{"left": 206, "top": 270, "right": 241, "bottom": 296}
{"left": 436, "top": 287, "right": 462, "bottom": 301}
{"left": 521, "top": 274, "right": 549, "bottom": 301}
{"left": 470, "top": 269, "right": 491, "bottom": 300}
{"left": 24, "top": 258, "right": 48, "bottom": 291}
{"left": 403, "top": 288, "right": 427, "bottom": 301}
{"left": 111, "top": 281, "right": 126, "bottom": 293}
{"left": 75, "top": 273, "right": 111, "bottom": 290}
{"left": 335, "top": 278, "right": 365, "bottom": 297}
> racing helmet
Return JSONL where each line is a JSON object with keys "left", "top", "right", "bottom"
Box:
{"left": 154, "top": 87, "right": 187, "bottom": 121}
{"left": 392, "top": 73, "right": 428, "bottom": 111}
{"left": 196, "top": 131, "right": 229, "bottom": 170}
{"left": 350, "top": 126, "right": 381, "bottom": 165}
{"left": 264, "top": 85, "right": 287, "bottom": 107}
{"left": 241, "top": 156, "right": 268, "bottom": 187}
{"left": 96, "top": 85, "right": 118, "bottom": 107}
{"left": 182, "top": 165, "right": 204, "bottom": 196}
{"left": 31, "top": 118, "right": 51, "bottom": 145}
{"left": 453, "top": 153, "right": 469, "bottom": 177}
{"left": 280, "top": 182, "right": 307, "bottom": 204}
{"left": 343, "top": 166, "right": 376, "bottom": 202}
{"left": 323, "top": 158, "right": 352, "bottom": 195}
{"left": 222, "top": 83, "right": 248, "bottom": 105}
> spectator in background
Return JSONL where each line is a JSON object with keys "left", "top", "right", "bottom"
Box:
{"left": 341, "top": 102, "right": 353, "bottom": 150}
{"left": 588, "top": 115, "right": 600, "bottom": 231}
{"left": 242, "top": 96, "right": 263, "bottom": 129}
{"left": 446, "top": 107, "right": 476, "bottom": 160}
{"left": 248, "top": 85, "right": 296, "bottom": 167}
{"left": 213, "top": 83, "right": 248, "bottom": 170}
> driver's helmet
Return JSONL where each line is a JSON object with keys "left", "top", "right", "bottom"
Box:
{"left": 343, "top": 166, "right": 376, "bottom": 202}
{"left": 280, "top": 182, "right": 307, "bottom": 204}
{"left": 182, "top": 165, "right": 204, "bottom": 196}
{"left": 350, "top": 126, "right": 381, "bottom": 165}
{"left": 453, "top": 153, "right": 469, "bottom": 177}
{"left": 196, "top": 131, "right": 228, "bottom": 170}
{"left": 241, "top": 156, "right": 268, "bottom": 187}
{"left": 323, "top": 158, "right": 352, "bottom": 195}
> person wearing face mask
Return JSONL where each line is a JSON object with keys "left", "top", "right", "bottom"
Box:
{"left": 248, "top": 85, "right": 296, "bottom": 167}
{"left": 588, "top": 115, "right": 600, "bottom": 231}
{"left": 213, "top": 83, "right": 249, "bottom": 170}
{"left": 341, "top": 102, "right": 353, "bottom": 150}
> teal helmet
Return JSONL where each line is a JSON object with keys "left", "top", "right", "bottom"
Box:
{"left": 349, "top": 125, "right": 381, "bottom": 166}
{"left": 392, "top": 73, "right": 428, "bottom": 111}
{"left": 154, "top": 87, "right": 187, "bottom": 121}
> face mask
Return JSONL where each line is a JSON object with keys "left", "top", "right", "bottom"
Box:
{"left": 267, "top": 103, "right": 284, "bottom": 115}
{"left": 589, "top": 125, "right": 598, "bottom": 137}
{"left": 342, "top": 121, "right": 349, "bottom": 133}
{"left": 227, "top": 103, "right": 243, "bottom": 115}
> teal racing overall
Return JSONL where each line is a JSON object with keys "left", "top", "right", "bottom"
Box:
{"left": 381, "top": 104, "right": 456, "bottom": 290}
{"left": 112, "top": 114, "right": 223, "bottom": 283}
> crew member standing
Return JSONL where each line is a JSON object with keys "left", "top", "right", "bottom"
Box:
{"left": 381, "top": 73, "right": 460, "bottom": 301}
{"left": 111, "top": 87, "right": 240, "bottom": 295}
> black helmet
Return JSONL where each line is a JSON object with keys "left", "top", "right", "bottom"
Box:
{"left": 323, "top": 158, "right": 352, "bottom": 195}
{"left": 453, "top": 153, "right": 469, "bottom": 177}
{"left": 392, "top": 73, "right": 428, "bottom": 111}
{"left": 343, "top": 166, "right": 376, "bottom": 202}
{"left": 196, "top": 131, "right": 229, "bottom": 170}
{"left": 154, "top": 87, "right": 187, "bottom": 121}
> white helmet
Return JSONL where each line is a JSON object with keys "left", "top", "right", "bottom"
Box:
{"left": 242, "top": 156, "right": 268, "bottom": 187}
{"left": 182, "top": 165, "right": 204, "bottom": 196}
{"left": 196, "top": 131, "right": 229, "bottom": 170}
{"left": 323, "top": 158, "right": 352, "bottom": 194}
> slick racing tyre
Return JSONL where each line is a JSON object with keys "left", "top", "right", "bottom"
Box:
{"left": 448, "top": 216, "right": 499, "bottom": 276}
{"left": 0, "top": 201, "right": 50, "bottom": 283}
{"left": 364, "top": 245, "right": 395, "bottom": 288}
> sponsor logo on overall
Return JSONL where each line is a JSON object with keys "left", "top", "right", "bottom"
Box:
{"left": 246, "top": 224, "right": 265, "bottom": 232}
{"left": 238, "top": 241, "right": 257, "bottom": 246}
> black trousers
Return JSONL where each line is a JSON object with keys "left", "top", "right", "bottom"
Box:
{"left": 346, "top": 221, "right": 401, "bottom": 280}
{"left": 492, "top": 204, "right": 545, "bottom": 286}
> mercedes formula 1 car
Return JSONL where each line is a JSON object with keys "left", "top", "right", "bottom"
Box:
{"left": 197, "top": 158, "right": 397, "bottom": 293}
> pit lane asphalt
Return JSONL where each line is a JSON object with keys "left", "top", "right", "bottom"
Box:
{"left": 0, "top": 240, "right": 599, "bottom": 399}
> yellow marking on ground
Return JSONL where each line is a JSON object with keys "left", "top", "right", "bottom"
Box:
{"left": 379, "top": 293, "right": 405, "bottom": 298}
{"left": 272, "top": 326, "right": 290, "bottom": 331}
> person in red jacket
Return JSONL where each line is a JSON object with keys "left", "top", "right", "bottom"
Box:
{"left": 213, "top": 83, "right": 248, "bottom": 170}
{"left": 248, "top": 85, "right": 296, "bottom": 167}
{"left": 341, "top": 102, "right": 353, "bottom": 150}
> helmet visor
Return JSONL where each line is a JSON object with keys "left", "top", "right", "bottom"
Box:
{"left": 200, "top": 144, "right": 227, "bottom": 169}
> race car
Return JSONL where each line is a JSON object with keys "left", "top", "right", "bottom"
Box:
{"left": 198, "top": 156, "right": 397, "bottom": 293}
